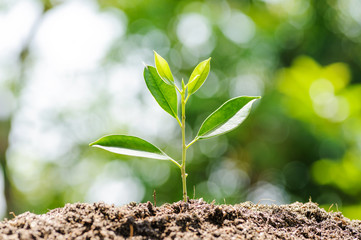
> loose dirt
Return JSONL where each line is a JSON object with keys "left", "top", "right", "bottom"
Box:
{"left": 0, "top": 199, "right": 360, "bottom": 239}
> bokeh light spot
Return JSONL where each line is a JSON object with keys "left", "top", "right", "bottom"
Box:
{"left": 176, "top": 13, "right": 211, "bottom": 48}
{"left": 219, "top": 11, "right": 255, "bottom": 44}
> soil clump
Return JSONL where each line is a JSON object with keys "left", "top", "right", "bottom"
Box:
{"left": 0, "top": 199, "right": 360, "bottom": 239}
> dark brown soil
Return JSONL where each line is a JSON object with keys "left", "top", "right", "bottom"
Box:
{"left": 0, "top": 199, "right": 360, "bottom": 239}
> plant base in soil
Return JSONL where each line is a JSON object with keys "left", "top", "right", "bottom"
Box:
{"left": 0, "top": 199, "right": 360, "bottom": 239}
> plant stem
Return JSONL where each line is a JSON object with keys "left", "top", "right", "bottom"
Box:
{"left": 181, "top": 89, "right": 188, "bottom": 202}
{"left": 186, "top": 137, "right": 199, "bottom": 150}
{"left": 175, "top": 116, "right": 182, "bottom": 128}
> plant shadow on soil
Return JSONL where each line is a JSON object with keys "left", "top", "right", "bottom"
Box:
{"left": 0, "top": 199, "right": 360, "bottom": 239}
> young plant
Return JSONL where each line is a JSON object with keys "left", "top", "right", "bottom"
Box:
{"left": 90, "top": 51, "right": 261, "bottom": 202}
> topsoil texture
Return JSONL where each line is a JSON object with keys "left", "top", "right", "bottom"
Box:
{"left": 0, "top": 199, "right": 360, "bottom": 239}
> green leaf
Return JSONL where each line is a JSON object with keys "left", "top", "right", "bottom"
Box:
{"left": 144, "top": 66, "right": 178, "bottom": 119}
{"left": 196, "top": 96, "right": 261, "bottom": 140}
{"left": 154, "top": 51, "right": 174, "bottom": 85}
{"left": 90, "top": 135, "right": 172, "bottom": 160}
{"left": 188, "top": 58, "right": 211, "bottom": 95}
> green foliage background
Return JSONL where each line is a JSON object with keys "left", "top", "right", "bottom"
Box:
{"left": 1, "top": 0, "right": 361, "bottom": 219}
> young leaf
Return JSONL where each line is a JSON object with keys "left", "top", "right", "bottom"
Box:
{"left": 188, "top": 58, "right": 211, "bottom": 95}
{"left": 144, "top": 66, "right": 178, "bottom": 119}
{"left": 90, "top": 135, "right": 173, "bottom": 160}
{"left": 196, "top": 96, "right": 260, "bottom": 140}
{"left": 154, "top": 51, "right": 174, "bottom": 85}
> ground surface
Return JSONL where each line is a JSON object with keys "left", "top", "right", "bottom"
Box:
{"left": 0, "top": 199, "right": 360, "bottom": 239}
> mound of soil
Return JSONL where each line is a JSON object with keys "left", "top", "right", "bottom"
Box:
{"left": 0, "top": 199, "right": 360, "bottom": 239}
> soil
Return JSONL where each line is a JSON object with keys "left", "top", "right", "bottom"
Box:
{"left": 0, "top": 199, "right": 360, "bottom": 239}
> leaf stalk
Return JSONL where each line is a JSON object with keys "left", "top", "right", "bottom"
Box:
{"left": 186, "top": 137, "right": 199, "bottom": 150}
{"left": 175, "top": 116, "right": 182, "bottom": 128}
{"left": 170, "top": 158, "right": 182, "bottom": 169}
{"left": 185, "top": 95, "right": 190, "bottom": 104}
{"left": 175, "top": 84, "right": 182, "bottom": 94}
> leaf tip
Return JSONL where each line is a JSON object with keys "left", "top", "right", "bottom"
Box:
{"left": 143, "top": 65, "right": 152, "bottom": 72}
{"left": 153, "top": 50, "right": 162, "bottom": 59}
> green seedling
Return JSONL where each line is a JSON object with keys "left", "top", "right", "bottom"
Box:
{"left": 90, "top": 51, "right": 261, "bottom": 202}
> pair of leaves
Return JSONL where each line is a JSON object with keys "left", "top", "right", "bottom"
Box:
{"left": 145, "top": 53, "right": 211, "bottom": 120}
{"left": 90, "top": 96, "right": 260, "bottom": 164}
{"left": 154, "top": 51, "right": 211, "bottom": 95}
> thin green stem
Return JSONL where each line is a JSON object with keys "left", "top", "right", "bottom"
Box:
{"left": 169, "top": 158, "right": 182, "bottom": 169}
{"left": 185, "top": 95, "right": 190, "bottom": 104}
{"left": 176, "top": 116, "right": 182, "bottom": 128}
{"left": 186, "top": 137, "right": 199, "bottom": 150}
{"left": 175, "top": 84, "right": 182, "bottom": 94}
{"left": 180, "top": 89, "right": 188, "bottom": 202}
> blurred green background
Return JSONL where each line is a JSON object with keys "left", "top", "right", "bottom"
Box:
{"left": 1, "top": 0, "right": 361, "bottom": 219}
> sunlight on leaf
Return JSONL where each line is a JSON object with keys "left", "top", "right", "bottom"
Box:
{"left": 90, "top": 135, "right": 173, "bottom": 160}
{"left": 188, "top": 58, "right": 211, "bottom": 95}
{"left": 196, "top": 96, "right": 260, "bottom": 139}
{"left": 144, "top": 66, "right": 178, "bottom": 119}
{"left": 154, "top": 51, "right": 174, "bottom": 85}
